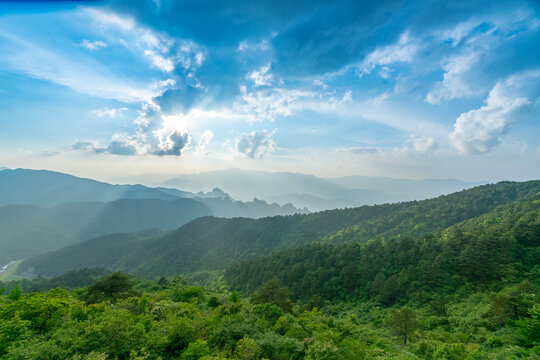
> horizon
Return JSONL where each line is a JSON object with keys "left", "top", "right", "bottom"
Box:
{"left": 1, "top": 0, "right": 540, "bottom": 182}
{"left": 0, "top": 165, "right": 495, "bottom": 186}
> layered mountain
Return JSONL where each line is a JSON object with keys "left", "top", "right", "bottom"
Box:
{"left": 19, "top": 180, "right": 540, "bottom": 277}
{"left": 0, "top": 168, "right": 184, "bottom": 207}
{"left": 0, "top": 169, "right": 305, "bottom": 263}
{"left": 161, "top": 168, "right": 482, "bottom": 211}
{"left": 0, "top": 198, "right": 209, "bottom": 264}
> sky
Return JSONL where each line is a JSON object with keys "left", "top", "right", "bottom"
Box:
{"left": 0, "top": 0, "right": 539, "bottom": 182}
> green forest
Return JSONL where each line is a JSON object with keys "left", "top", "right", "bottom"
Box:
{"left": 1, "top": 181, "right": 539, "bottom": 359}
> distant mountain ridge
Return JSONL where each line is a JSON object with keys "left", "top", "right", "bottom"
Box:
{"left": 0, "top": 168, "right": 225, "bottom": 207}
{"left": 0, "top": 169, "right": 305, "bottom": 264}
{"left": 161, "top": 168, "right": 483, "bottom": 211}
{"left": 19, "top": 180, "right": 540, "bottom": 277}
{"left": 327, "top": 175, "right": 483, "bottom": 200}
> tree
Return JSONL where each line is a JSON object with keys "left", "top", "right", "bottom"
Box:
{"left": 81, "top": 272, "right": 137, "bottom": 304}
{"left": 235, "top": 336, "right": 261, "bottom": 360}
{"left": 386, "top": 306, "right": 418, "bottom": 345}
{"left": 250, "top": 278, "right": 292, "bottom": 312}
{"left": 7, "top": 285, "right": 22, "bottom": 301}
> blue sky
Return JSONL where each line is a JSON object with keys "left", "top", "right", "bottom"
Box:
{"left": 0, "top": 0, "right": 539, "bottom": 182}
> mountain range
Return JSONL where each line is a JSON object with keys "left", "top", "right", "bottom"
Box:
{"left": 160, "top": 168, "right": 483, "bottom": 211}
{"left": 18, "top": 179, "right": 540, "bottom": 277}
{"left": 0, "top": 168, "right": 304, "bottom": 263}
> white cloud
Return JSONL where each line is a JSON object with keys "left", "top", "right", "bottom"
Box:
{"left": 450, "top": 70, "right": 540, "bottom": 154}
{"left": 249, "top": 64, "right": 272, "bottom": 86}
{"left": 83, "top": 8, "right": 204, "bottom": 74}
{"left": 425, "top": 50, "right": 481, "bottom": 104}
{"left": 233, "top": 130, "right": 276, "bottom": 159}
{"left": 94, "top": 107, "right": 128, "bottom": 118}
{"left": 79, "top": 40, "right": 107, "bottom": 51}
{"left": 359, "top": 31, "right": 418, "bottom": 77}
{"left": 196, "top": 130, "right": 214, "bottom": 155}
{"left": 0, "top": 31, "right": 156, "bottom": 102}
{"left": 82, "top": 7, "right": 135, "bottom": 31}
{"left": 368, "top": 92, "right": 390, "bottom": 108}
{"left": 144, "top": 49, "right": 174, "bottom": 72}
{"left": 411, "top": 136, "right": 439, "bottom": 155}
{"left": 236, "top": 86, "right": 308, "bottom": 122}
{"left": 74, "top": 102, "right": 192, "bottom": 156}
{"left": 426, "top": 8, "right": 539, "bottom": 104}
{"left": 237, "top": 39, "right": 270, "bottom": 52}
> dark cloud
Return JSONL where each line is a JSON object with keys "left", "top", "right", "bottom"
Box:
{"left": 154, "top": 129, "right": 191, "bottom": 156}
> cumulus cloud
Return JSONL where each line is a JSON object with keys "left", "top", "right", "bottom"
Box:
{"left": 155, "top": 129, "right": 191, "bottom": 155}
{"left": 450, "top": 70, "right": 540, "bottom": 154}
{"left": 425, "top": 51, "right": 481, "bottom": 104}
{"left": 79, "top": 40, "right": 107, "bottom": 51}
{"left": 73, "top": 102, "right": 192, "bottom": 156}
{"left": 233, "top": 130, "right": 276, "bottom": 159}
{"left": 426, "top": 9, "right": 539, "bottom": 104}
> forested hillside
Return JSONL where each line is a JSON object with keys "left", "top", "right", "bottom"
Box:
{"left": 225, "top": 193, "right": 540, "bottom": 303}
{"left": 19, "top": 180, "right": 540, "bottom": 277}
{"left": 0, "top": 198, "right": 210, "bottom": 263}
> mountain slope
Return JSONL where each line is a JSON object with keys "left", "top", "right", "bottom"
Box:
{"left": 19, "top": 180, "right": 540, "bottom": 277}
{"left": 224, "top": 192, "right": 540, "bottom": 303}
{"left": 0, "top": 197, "right": 211, "bottom": 264}
{"left": 1, "top": 195, "right": 304, "bottom": 264}
{"left": 0, "top": 168, "right": 183, "bottom": 207}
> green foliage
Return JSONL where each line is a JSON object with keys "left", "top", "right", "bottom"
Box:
{"left": 80, "top": 272, "right": 137, "bottom": 304}
{"left": 515, "top": 304, "right": 540, "bottom": 346}
{"left": 0, "top": 313, "right": 31, "bottom": 355}
{"left": 225, "top": 194, "right": 540, "bottom": 304}
{"left": 0, "top": 271, "right": 538, "bottom": 359}
{"left": 229, "top": 291, "right": 241, "bottom": 303}
{"left": 234, "top": 336, "right": 261, "bottom": 360}
{"left": 250, "top": 278, "right": 293, "bottom": 312}
{"left": 386, "top": 307, "right": 418, "bottom": 345}
{"left": 7, "top": 285, "right": 21, "bottom": 301}
{"left": 182, "top": 339, "right": 210, "bottom": 359}
{"left": 305, "top": 341, "right": 341, "bottom": 360}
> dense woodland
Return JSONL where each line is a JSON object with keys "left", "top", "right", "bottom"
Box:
{"left": 225, "top": 193, "right": 540, "bottom": 303}
{"left": 0, "top": 181, "right": 539, "bottom": 359}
